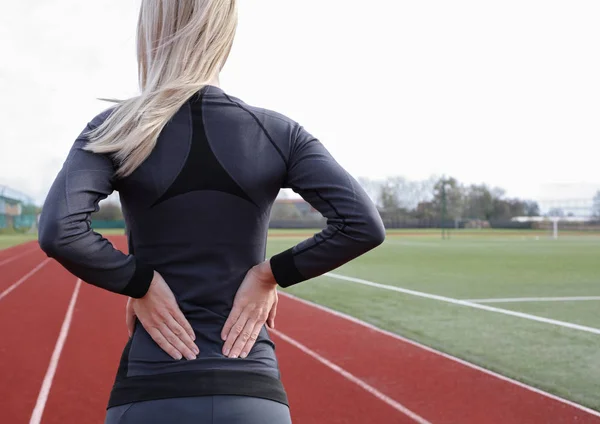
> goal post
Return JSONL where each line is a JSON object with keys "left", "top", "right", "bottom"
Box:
{"left": 552, "top": 217, "right": 559, "bottom": 240}
{"left": 523, "top": 197, "right": 598, "bottom": 239}
{"left": 511, "top": 215, "right": 597, "bottom": 239}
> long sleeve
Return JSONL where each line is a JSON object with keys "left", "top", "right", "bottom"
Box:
{"left": 270, "top": 126, "right": 386, "bottom": 287}
{"left": 38, "top": 117, "right": 153, "bottom": 298}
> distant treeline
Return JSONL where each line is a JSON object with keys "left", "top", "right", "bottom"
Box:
{"left": 358, "top": 176, "right": 541, "bottom": 228}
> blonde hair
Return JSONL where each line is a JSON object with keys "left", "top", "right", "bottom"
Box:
{"left": 85, "top": 0, "right": 238, "bottom": 177}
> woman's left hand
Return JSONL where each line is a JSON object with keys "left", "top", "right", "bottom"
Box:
{"left": 221, "top": 260, "right": 278, "bottom": 359}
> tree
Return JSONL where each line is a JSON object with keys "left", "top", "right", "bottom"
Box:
{"left": 93, "top": 201, "right": 123, "bottom": 221}
{"left": 378, "top": 180, "right": 401, "bottom": 211}
{"left": 491, "top": 199, "right": 512, "bottom": 221}
{"left": 548, "top": 208, "right": 565, "bottom": 218}
{"left": 270, "top": 202, "right": 302, "bottom": 220}
{"left": 490, "top": 198, "right": 534, "bottom": 221}
{"left": 396, "top": 176, "right": 437, "bottom": 210}
{"left": 414, "top": 201, "right": 437, "bottom": 221}
{"left": 355, "top": 174, "right": 546, "bottom": 226}
{"left": 524, "top": 201, "right": 540, "bottom": 217}
{"left": 375, "top": 176, "right": 435, "bottom": 211}
{"left": 463, "top": 184, "right": 494, "bottom": 220}
{"left": 432, "top": 177, "right": 464, "bottom": 221}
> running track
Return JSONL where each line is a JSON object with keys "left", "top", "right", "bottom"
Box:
{"left": 1, "top": 238, "right": 599, "bottom": 423}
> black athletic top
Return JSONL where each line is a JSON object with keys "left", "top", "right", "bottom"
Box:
{"left": 38, "top": 85, "right": 385, "bottom": 408}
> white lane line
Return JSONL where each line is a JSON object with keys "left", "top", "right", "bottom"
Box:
{"left": 271, "top": 328, "right": 431, "bottom": 424}
{"left": 0, "top": 259, "right": 51, "bottom": 302}
{"left": 279, "top": 291, "right": 600, "bottom": 419}
{"left": 0, "top": 247, "right": 38, "bottom": 267}
{"left": 325, "top": 273, "right": 600, "bottom": 336}
{"left": 29, "top": 279, "right": 82, "bottom": 424}
{"left": 468, "top": 296, "right": 600, "bottom": 304}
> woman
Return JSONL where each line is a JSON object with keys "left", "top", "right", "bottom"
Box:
{"left": 38, "top": 0, "right": 385, "bottom": 423}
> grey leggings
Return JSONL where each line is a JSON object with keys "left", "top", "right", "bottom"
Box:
{"left": 104, "top": 396, "right": 292, "bottom": 424}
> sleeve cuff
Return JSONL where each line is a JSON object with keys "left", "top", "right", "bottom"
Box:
{"left": 121, "top": 259, "right": 154, "bottom": 298}
{"left": 270, "top": 248, "right": 306, "bottom": 288}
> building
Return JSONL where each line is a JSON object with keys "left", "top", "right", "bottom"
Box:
{"left": 0, "top": 185, "right": 37, "bottom": 231}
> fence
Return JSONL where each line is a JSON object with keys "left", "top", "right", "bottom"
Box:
{"left": 380, "top": 217, "right": 536, "bottom": 230}
{"left": 0, "top": 185, "right": 38, "bottom": 233}
{"left": 91, "top": 220, "right": 126, "bottom": 230}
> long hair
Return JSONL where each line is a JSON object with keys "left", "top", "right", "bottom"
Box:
{"left": 85, "top": 0, "right": 238, "bottom": 177}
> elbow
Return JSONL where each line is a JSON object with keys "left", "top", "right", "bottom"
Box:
{"left": 38, "top": 224, "right": 59, "bottom": 258}
{"left": 38, "top": 213, "right": 65, "bottom": 258}
{"left": 366, "top": 216, "right": 386, "bottom": 248}
{"left": 350, "top": 213, "right": 386, "bottom": 251}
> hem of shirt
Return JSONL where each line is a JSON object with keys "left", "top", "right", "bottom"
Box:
{"left": 107, "top": 369, "right": 289, "bottom": 409}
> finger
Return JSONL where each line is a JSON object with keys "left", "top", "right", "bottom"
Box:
{"left": 266, "top": 298, "right": 277, "bottom": 329}
{"left": 169, "top": 304, "right": 196, "bottom": 341}
{"left": 147, "top": 327, "right": 182, "bottom": 360}
{"left": 158, "top": 326, "right": 196, "bottom": 361}
{"left": 165, "top": 313, "right": 199, "bottom": 356}
{"left": 222, "top": 309, "right": 250, "bottom": 356}
{"left": 221, "top": 305, "right": 244, "bottom": 341}
{"left": 240, "top": 321, "right": 265, "bottom": 359}
{"left": 228, "top": 317, "right": 259, "bottom": 359}
{"left": 162, "top": 317, "right": 198, "bottom": 360}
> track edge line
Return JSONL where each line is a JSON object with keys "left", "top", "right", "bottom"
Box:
{"left": 271, "top": 328, "right": 431, "bottom": 424}
{"left": 29, "top": 279, "right": 82, "bottom": 424}
{"left": 0, "top": 259, "right": 51, "bottom": 302}
{"left": 0, "top": 246, "right": 39, "bottom": 267}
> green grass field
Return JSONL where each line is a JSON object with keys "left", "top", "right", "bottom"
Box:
{"left": 0, "top": 233, "right": 38, "bottom": 250}
{"left": 2, "top": 229, "right": 599, "bottom": 409}
{"left": 267, "top": 230, "right": 600, "bottom": 410}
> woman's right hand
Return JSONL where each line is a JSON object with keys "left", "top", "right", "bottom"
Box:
{"left": 126, "top": 271, "right": 199, "bottom": 361}
{"left": 221, "top": 260, "right": 278, "bottom": 359}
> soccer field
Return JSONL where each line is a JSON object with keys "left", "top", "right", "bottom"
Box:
{"left": 267, "top": 230, "right": 600, "bottom": 410}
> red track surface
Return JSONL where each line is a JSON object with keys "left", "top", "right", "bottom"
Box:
{"left": 1, "top": 238, "right": 599, "bottom": 424}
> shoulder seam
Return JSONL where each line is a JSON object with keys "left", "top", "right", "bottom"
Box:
{"left": 223, "top": 93, "right": 289, "bottom": 168}
{"left": 256, "top": 109, "right": 295, "bottom": 125}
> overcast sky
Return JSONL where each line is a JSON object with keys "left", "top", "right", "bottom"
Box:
{"left": 1, "top": 0, "right": 599, "bottom": 205}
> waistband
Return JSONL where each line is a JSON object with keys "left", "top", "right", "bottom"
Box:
{"left": 108, "top": 368, "right": 289, "bottom": 409}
